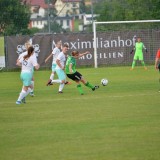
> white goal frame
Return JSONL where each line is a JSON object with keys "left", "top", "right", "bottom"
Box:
{"left": 93, "top": 20, "right": 160, "bottom": 68}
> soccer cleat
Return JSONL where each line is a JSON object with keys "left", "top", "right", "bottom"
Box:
{"left": 46, "top": 79, "right": 52, "bottom": 86}
{"left": 58, "top": 91, "right": 63, "bottom": 94}
{"left": 30, "top": 92, "right": 35, "bottom": 97}
{"left": 16, "top": 101, "right": 21, "bottom": 105}
{"left": 21, "top": 97, "right": 26, "bottom": 103}
{"left": 130, "top": 68, "right": 134, "bottom": 70}
{"left": 92, "top": 85, "right": 99, "bottom": 91}
{"left": 65, "top": 81, "right": 72, "bottom": 85}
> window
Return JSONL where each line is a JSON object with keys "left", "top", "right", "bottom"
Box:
{"left": 60, "top": 20, "right": 63, "bottom": 26}
{"left": 67, "top": 20, "right": 69, "bottom": 26}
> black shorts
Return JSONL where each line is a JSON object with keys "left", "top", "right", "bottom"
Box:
{"left": 67, "top": 71, "right": 82, "bottom": 81}
{"left": 158, "top": 63, "right": 160, "bottom": 71}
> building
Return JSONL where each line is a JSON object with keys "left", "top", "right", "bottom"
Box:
{"left": 22, "top": 0, "right": 74, "bottom": 31}
{"left": 83, "top": 14, "right": 98, "bottom": 25}
{"left": 55, "top": 0, "right": 82, "bottom": 17}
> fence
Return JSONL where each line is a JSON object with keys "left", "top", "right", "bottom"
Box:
{"left": 3, "top": 30, "right": 160, "bottom": 69}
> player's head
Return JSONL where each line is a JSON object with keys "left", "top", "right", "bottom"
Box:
{"left": 137, "top": 37, "right": 141, "bottom": 42}
{"left": 62, "top": 43, "right": 69, "bottom": 53}
{"left": 24, "top": 46, "right": 34, "bottom": 59}
{"left": 25, "top": 41, "right": 32, "bottom": 50}
{"left": 56, "top": 41, "right": 62, "bottom": 49}
{"left": 71, "top": 50, "right": 79, "bottom": 58}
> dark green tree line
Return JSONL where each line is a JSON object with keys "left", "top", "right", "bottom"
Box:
{"left": 0, "top": 0, "right": 30, "bottom": 35}
{"left": 94, "top": 0, "right": 160, "bottom": 22}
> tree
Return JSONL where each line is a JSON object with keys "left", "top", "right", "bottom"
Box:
{"left": 92, "top": 0, "right": 160, "bottom": 31}
{"left": 0, "top": 0, "right": 30, "bottom": 35}
{"left": 94, "top": 0, "right": 160, "bottom": 22}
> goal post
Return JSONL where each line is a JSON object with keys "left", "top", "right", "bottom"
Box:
{"left": 93, "top": 20, "right": 160, "bottom": 68}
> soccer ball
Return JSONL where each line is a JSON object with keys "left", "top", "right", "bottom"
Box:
{"left": 101, "top": 78, "right": 108, "bottom": 86}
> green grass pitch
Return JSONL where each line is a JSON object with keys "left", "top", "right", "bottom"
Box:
{"left": 0, "top": 37, "right": 4, "bottom": 56}
{"left": 0, "top": 66, "right": 160, "bottom": 160}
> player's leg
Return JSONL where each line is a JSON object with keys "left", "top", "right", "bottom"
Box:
{"left": 16, "top": 73, "right": 32, "bottom": 104}
{"left": 139, "top": 55, "right": 147, "bottom": 70}
{"left": 29, "top": 68, "right": 35, "bottom": 96}
{"left": 76, "top": 81, "right": 84, "bottom": 95}
{"left": 50, "top": 63, "right": 56, "bottom": 80}
{"left": 158, "top": 63, "right": 160, "bottom": 92}
{"left": 30, "top": 77, "right": 35, "bottom": 96}
{"left": 56, "top": 69, "right": 66, "bottom": 93}
{"left": 46, "top": 64, "right": 56, "bottom": 85}
{"left": 47, "top": 74, "right": 61, "bottom": 86}
{"left": 67, "top": 72, "right": 84, "bottom": 95}
{"left": 76, "top": 71, "right": 99, "bottom": 91}
{"left": 131, "top": 55, "right": 138, "bottom": 70}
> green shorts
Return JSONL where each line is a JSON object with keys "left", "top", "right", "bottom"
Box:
{"left": 134, "top": 54, "right": 143, "bottom": 61}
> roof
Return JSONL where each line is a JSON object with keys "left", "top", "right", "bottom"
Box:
{"left": 62, "top": 0, "right": 82, "bottom": 2}
{"left": 23, "top": 0, "right": 49, "bottom": 9}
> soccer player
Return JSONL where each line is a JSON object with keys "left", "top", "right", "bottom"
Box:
{"left": 130, "top": 37, "right": 147, "bottom": 70}
{"left": 155, "top": 48, "right": 160, "bottom": 92}
{"left": 45, "top": 41, "right": 62, "bottom": 85}
{"left": 47, "top": 43, "right": 69, "bottom": 93}
{"left": 65, "top": 50, "right": 99, "bottom": 95}
{"left": 155, "top": 48, "right": 160, "bottom": 71}
{"left": 17, "top": 41, "right": 36, "bottom": 96}
{"left": 16, "top": 46, "right": 40, "bottom": 104}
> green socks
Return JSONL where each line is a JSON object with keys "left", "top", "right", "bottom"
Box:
{"left": 85, "top": 81, "right": 94, "bottom": 89}
{"left": 77, "top": 82, "right": 94, "bottom": 94}
{"left": 132, "top": 60, "right": 136, "bottom": 68}
{"left": 132, "top": 60, "right": 145, "bottom": 68}
{"left": 77, "top": 84, "right": 84, "bottom": 95}
{"left": 141, "top": 60, "right": 145, "bottom": 66}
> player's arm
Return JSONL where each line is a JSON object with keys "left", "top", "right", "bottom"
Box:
{"left": 130, "top": 46, "right": 135, "bottom": 54}
{"left": 34, "top": 64, "right": 40, "bottom": 70}
{"left": 45, "top": 53, "right": 53, "bottom": 63}
{"left": 16, "top": 57, "right": 22, "bottom": 67}
{"left": 56, "top": 59, "right": 64, "bottom": 70}
{"left": 16, "top": 60, "right": 22, "bottom": 67}
{"left": 31, "top": 56, "right": 40, "bottom": 70}
{"left": 142, "top": 43, "right": 147, "bottom": 53}
{"left": 78, "top": 51, "right": 90, "bottom": 57}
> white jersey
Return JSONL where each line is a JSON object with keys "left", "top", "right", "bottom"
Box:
{"left": 55, "top": 52, "right": 66, "bottom": 69}
{"left": 52, "top": 47, "right": 61, "bottom": 64}
{"left": 18, "top": 51, "right": 27, "bottom": 60}
{"left": 18, "top": 51, "right": 37, "bottom": 60}
{"left": 19, "top": 55, "right": 38, "bottom": 73}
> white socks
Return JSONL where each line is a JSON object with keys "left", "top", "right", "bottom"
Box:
{"left": 59, "top": 83, "right": 64, "bottom": 92}
{"left": 17, "top": 88, "right": 31, "bottom": 101}
{"left": 50, "top": 73, "right": 54, "bottom": 80}
{"left": 30, "top": 81, "right": 34, "bottom": 92}
{"left": 51, "top": 79, "right": 62, "bottom": 83}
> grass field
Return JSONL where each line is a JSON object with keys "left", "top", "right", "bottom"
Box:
{"left": 0, "top": 37, "right": 4, "bottom": 56}
{"left": 0, "top": 66, "right": 160, "bottom": 160}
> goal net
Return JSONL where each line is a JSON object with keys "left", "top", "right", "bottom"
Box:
{"left": 93, "top": 20, "right": 160, "bottom": 68}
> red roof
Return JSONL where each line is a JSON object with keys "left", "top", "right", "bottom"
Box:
{"left": 23, "top": 0, "right": 49, "bottom": 9}
{"left": 62, "top": 0, "right": 82, "bottom": 2}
